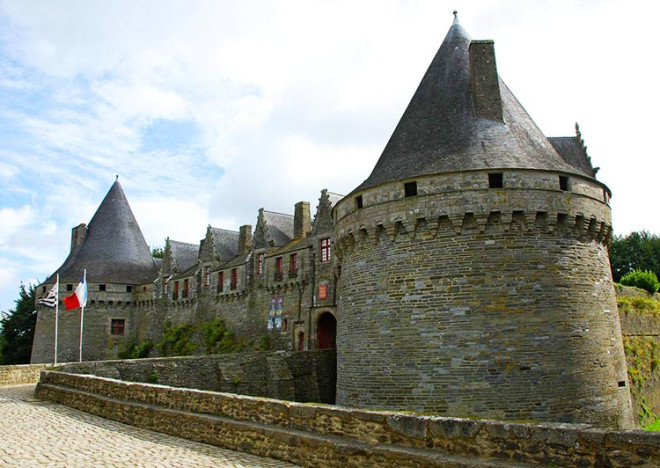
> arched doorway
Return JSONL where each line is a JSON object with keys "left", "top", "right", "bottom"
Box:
{"left": 316, "top": 312, "right": 337, "bottom": 349}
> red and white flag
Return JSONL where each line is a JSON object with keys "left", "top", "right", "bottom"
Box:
{"left": 63, "top": 272, "right": 87, "bottom": 311}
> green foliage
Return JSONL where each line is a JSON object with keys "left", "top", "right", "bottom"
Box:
{"left": 157, "top": 322, "right": 198, "bottom": 356}
{"left": 146, "top": 372, "right": 159, "bottom": 383}
{"left": 0, "top": 283, "right": 38, "bottom": 365}
{"left": 624, "top": 336, "right": 660, "bottom": 425}
{"left": 610, "top": 231, "right": 660, "bottom": 283}
{"left": 151, "top": 247, "right": 165, "bottom": 259}
{"left": 645, "top": 418, "right": 660, "bottom": 431}
{"left": 620, "top": 269, "right": 659, "bottom": 295}
{"left": 255, "top": 334, "right": 271, "bottom": 351}
{"left": 617, "top": 296, "right": 660, "bottom": 316}
{"left": 117, "top": 339, "right": 154, "bottom": 359}
{"left": 202, "top": 318, "right": 244, "bottom": 354}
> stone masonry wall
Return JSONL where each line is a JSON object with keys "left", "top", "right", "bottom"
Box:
{"left": 0, "top": 363, "right": 55, "bottom": 385}
{"left": 334, "top": 169, "right": 634, "bottom": 428}
{"left": 56, "top": 350, "right": 336, "bottom": 404}
{"left": 35, "top": 370, "right": 660, "bottom": 467}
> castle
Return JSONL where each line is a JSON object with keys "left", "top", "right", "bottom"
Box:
{"left": 31, "top": 15, "right": 635, "bottom": 429}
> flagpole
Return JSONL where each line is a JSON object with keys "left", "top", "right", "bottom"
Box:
{"left": 79, "top": 269, "right": 86, "bottom": 362}
{"left": 54, "top": 274, "right": 59, "bottom": 366}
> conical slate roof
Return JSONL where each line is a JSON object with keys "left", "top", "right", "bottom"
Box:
{"left": 354, "top": 15, "right": 588, "bottom": 193}
{"left": 47, "top": 180, "right": 158, "bottom": 284}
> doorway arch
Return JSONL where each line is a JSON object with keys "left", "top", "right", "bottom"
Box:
{"left": 316, "top": 312, "right": 337, "bottom": 349}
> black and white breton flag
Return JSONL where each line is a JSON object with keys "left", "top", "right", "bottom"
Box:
{"left": 38, "top": 284, "right": 58, "bottom": 308}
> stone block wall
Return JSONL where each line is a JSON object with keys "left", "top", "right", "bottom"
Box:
{"left": 35, "top": 369, "right": 660, "bottom": 467}
{"left": 55, "top": 350, "right": 336, "bottom": 404}
{"left": 0, "top": 363, "right": 55, "bottom": 385}
{"left": 334, "top": 169, "right": 634, "bottom": 428}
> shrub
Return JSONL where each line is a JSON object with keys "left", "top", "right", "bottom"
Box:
{"left": 620, "top": 269, "right": 660, "bottom": 295}
{"left": 203, "top": 318, "right": 244, "bottom": 354}
{"left": 158, "top": 322, "right": 198, "bottom": 356}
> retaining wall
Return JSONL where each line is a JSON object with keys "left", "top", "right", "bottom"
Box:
{"left": 36, "top": 369, "right": 660, "bottom": 467}
{"left": 0, "top": 363, "right": 55, "bottom": 386}
{"left": 55, "top": 350, "right": 336, "bottom": 404}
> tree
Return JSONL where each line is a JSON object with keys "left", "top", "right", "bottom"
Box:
{"left": 610, "top": 231, "right": 660, "bottom": 283}
{"left": 0, "top": 283, "right": 38, "bottom": 365}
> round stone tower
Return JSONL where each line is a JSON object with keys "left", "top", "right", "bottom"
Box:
{"left": 333, "top": 15, "right": 635, "bottom": 428}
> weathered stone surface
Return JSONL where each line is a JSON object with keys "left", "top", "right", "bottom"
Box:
{"left": 34, "top": 370, "right": 660, "bottom": 467}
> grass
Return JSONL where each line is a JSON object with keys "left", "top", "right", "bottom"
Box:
{"left": 644, "top": 419, "right": 660, "bottom": 431}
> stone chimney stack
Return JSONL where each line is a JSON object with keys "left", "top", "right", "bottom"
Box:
{"left": 294, "top": 201, "right": 311, "bottom": 239}
{"left": 70, "top": 223, "right": 87, "bottom": 251}
{"left": 469, "top": 40, "right": 503, "bottom": 122}
{"left": 238, "top": 225, "right": 252, "bottom": 255}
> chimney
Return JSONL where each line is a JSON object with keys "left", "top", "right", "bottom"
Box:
{"left": 71, "top": 223, "right": 87, "bottom": 251}
{"left": 469, "top": 40, "right": 504, "bottom": 123}
{"left": 294, "top": 201, "right": 311, "bottom": 239}
{"left": 238, "top": 225, "right": 252, "bottom": 255}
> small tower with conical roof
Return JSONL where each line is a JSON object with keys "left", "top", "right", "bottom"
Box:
{"left": 31, "top": 180, "right": 158, "bottom": 363}
{"left": 333, "top": 14, "right": 635, "bottom": 428}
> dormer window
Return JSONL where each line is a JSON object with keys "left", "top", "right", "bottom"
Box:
{"left": 488, "top": 173, "right": 503, "bottom": 188}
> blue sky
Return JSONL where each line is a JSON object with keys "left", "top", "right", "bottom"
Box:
{"left": 1, "top": 0, "right": 659, "bottom": 315}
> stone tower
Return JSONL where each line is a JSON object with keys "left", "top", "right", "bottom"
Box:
{"left": 333, "top": 15, "right": 635, "bottom": 428}
{"left": 31, "top": 180, "right": 158, "bottom": 363}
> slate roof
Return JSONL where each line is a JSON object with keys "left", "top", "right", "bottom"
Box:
{"left": 209, "top": 227, "right": 240, "bottom": 261}
{"left": 354, "top": 15, "right": 591, "bottom": 193}
{"left": 263, "top": 211, "right": 294, "bottom": 247}
{"left": 548, "top": 136, "right": 595, "bottom": 177}
{"left": 46, "top": 180, "right": 158, "bottom": 285}
{"left": 169, "top": 240, "right": 199, "bottom": 274}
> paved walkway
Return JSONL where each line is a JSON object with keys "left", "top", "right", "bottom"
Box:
{"left": 0, "top": 384, "right": 299, "bottom": 467}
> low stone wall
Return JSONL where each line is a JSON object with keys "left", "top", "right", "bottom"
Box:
{"left": 56, "top": 350, "right": 336, "bottom": 404}
{"left": 36, "top": 370, "right": 660, "bottom": 467}
{"left": 0, "top": 363, "right": 55, "bottom": 386}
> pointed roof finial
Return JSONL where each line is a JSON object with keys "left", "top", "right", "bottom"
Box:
{"left": 453, "top": 10, "right": 459, "bottom": 24}
{"left": 116, "top": 174, "right": 119, "bottom": 180}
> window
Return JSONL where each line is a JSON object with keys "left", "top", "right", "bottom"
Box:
{"left": 404, "top": 181, "right": 417, "bottom": 197}
{"left": 298, "top": 332, "right": 305, "bottom": 351}
{"left": 318, "top": 284, "right": 328, "bottom": 300}
{"left": 355, "top": 195, "right": 363, "bottom": 209}
{"left": 163, "top": 279, "right": 168, "bottom": 295}
{"left": 174, "top": 281, "right": 179, "bottom": 300}
{"left": 258, "top": 253, "right": 264, "bottom": 275}
{"left": 218, "top": 271, "right": 224, "bottom": 293}
{"left": 488, "top": 173, "right": 503, "bottom": 188}
{"left": 231, "top": 268, "right": 238, "bottom": 290}
{"left": 559, "top": 175, "right": 569, "bottom": 191}
{"left": 66, "top": 284, "right": 73, "bottom": 292}
{"left": 290, "top": 253, "right": 298, "bottom": 273}
{"left": 320, "top": 238, "right": 331, "bottom": 262}
{"left": 275, "top": 257, "right": 283, "bottom": 281}
{"left": 110, "top": 319, "right": 125, "bottom": 336}
{"left": 204, "top": 267, "right": 210, "bottom": 287}
{"left": 126, "top": 285, "right": 133, "bottom": 293}
{"left": 99, "top": 284, "right": 107, "bottom": 291}
{"left": 283, "top": 318, "right": 288, "bottom": 332}
{"left": 183, "top": 279, "right": 189, "bottom": 298}
{"left": 42, "top": 286, "right": 46, "bottom": 293}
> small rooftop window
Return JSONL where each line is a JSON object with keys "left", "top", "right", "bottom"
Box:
{"left": 356, "top": 195, "right": 363, "bottom": 209}
{"left": 488, "top": 173, "right": 503, "bottom": 189}
{"left": 559, "top": 176, "right": 569, "bottom": 191}
{"left": 126, "top": 285, "right": 133, "bottom": 293}
{"left": 99, "top": 284, "right": 106, "bottom": 292}
{"left": 404, "top": 181, "right": 418, "bottom": 197}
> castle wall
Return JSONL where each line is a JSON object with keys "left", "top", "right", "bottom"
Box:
{"left": 334, "top": 170, "right": 635, "bottom": 428}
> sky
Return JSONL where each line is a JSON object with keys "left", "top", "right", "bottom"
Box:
{"left": 1, "top": 0, "right": 659, "bottom": 315}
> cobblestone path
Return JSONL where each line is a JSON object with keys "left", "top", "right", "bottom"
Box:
{"left": 0, "top": 384, "right": 299, "bottom": 467}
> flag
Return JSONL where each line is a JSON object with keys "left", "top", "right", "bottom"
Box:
{"left": 38, "top": 284, "right": 58, "bottom": 308}
{"left": 63, "top": 273, "right": 87, "bottom": 311}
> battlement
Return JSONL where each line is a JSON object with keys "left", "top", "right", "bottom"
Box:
{"left": 336, "top": 209, "right": 613, "bottom": 260}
